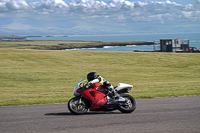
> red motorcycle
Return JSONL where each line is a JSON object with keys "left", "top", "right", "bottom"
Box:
{"left": 68, "top": 79, "right": 136, "bottom": 115}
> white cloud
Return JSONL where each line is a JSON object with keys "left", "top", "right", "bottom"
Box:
{"left": 0, "top": 0, "right": 199, "bottom": 35}
{"left": 0, "top": 0, "right": 199, "bottom": 22}
{"left": 0, "top": 0, "right": 29, "bottom": 11}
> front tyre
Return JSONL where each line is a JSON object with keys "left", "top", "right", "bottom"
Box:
{"left": 118, "top": 94, "right": 136, "bottom": 113}
{"left": 68, "top": 97, "right": 88, "bottom": 115}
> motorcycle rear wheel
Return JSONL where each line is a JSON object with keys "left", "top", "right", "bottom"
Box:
{"left": 68, "top": 97, "right": 88, "bottom": 115}
{"left": 118, "top": 94, "right": 136, "bottom": 113}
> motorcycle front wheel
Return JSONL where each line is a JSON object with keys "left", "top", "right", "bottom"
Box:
{"left": 68, "top": 97, "right": 88, "bottom": 115}
{"left": 118, "top": 94, "right": 136, "bottom": 113}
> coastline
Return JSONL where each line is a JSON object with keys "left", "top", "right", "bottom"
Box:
{"left": 0, "top": 37, "right": 154, "bottom": 50}
{"left": 63, "top": 41, "right": 154, "bottom": 50}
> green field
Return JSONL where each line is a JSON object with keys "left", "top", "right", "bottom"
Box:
{"left": 0, "top": 46, "right": 200, "bottom": 106}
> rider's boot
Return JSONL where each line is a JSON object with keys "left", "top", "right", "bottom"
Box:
{"left": 107, "top": 90, "right": 115, "bottom": 104}
{"left": 108, "top": 89, "right": 119, "bottom": 100}
{"left": 112, "top": 90, "right": 119, "bottom": 99}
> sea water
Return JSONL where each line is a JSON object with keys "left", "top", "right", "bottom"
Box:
{"left": 26, "top": 33, "right": 200, "bottom": 52}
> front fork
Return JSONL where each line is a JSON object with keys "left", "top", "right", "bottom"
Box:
{"left": 78, "top": 97, "right": 82, "bottom": 104}
{"left": 78, "top": 96, "right": 90, "bottom": 107}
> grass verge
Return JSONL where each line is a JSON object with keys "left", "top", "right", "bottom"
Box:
{"left": 0, "top": 48, "right": 199, "bottom": 106}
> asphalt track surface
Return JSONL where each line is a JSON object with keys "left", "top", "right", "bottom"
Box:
{"left": 0, "top": 96, "right": 199, "bottom": 133}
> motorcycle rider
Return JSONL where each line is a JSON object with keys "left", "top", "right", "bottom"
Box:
{"left": 86, "top": 72, "right": 118, "bottom": 99}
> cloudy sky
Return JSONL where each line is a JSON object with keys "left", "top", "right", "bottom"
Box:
{"left": 0, "top": 0, "right": 199, "bottom": 35}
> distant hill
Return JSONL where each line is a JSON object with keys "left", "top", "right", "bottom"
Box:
{"left": 0, "top": 35, "right": 26, "bottom": 40}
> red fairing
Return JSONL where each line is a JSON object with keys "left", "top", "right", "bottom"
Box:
{"left": 79, "top": 83, "right": 107, "bottom": 111}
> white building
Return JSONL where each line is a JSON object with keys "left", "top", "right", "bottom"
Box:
{"left": 159, "top": 39, "right": 189, "bottom": 52}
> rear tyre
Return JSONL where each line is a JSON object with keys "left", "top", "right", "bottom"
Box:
{"left": 118, "top": 94, "right": 136, "bottom": 113}
{"left": 68, "top": 97, "right": 88, "bottom": 115}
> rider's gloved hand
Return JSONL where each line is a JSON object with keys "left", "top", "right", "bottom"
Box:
{"left": 87, "top": 82, "right": 92, "bottom": 86}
